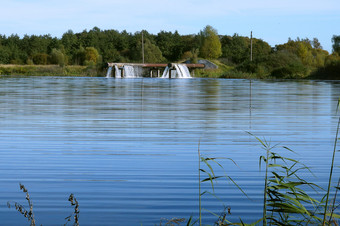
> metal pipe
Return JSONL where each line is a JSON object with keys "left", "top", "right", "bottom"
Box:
{"left": 107, "top": 63, "right": 205, "bottom": 69}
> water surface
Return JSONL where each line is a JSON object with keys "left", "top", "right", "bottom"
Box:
{"left": 0, "top": 77, "right": 339, "bottom": 225}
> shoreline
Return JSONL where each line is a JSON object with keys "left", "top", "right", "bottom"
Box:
{"left": 0, "top": 64, "right": 104, "bottom": 77}
{"left": 0, "top": 64, "right": 338, "bottom": 80}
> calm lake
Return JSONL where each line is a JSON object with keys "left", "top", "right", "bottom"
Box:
{"left": 0, "top": 77, "right": 339, "bottom": 225}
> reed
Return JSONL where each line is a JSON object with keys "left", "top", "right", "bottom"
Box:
{"left": 328, "top": 178, "right": 340, "bottom": 225}
{"left": 194, "top": 128, "right": 339, "bottom": 225}
{"left": 242, "top": 128, "right": 339, "bottom": 226}
{"left": 158, "top": 217, "right": 186, "bottom": 226}
{"left": 8, "top": 184, "right": 80, "bottom": 226}
{"left": 198, "top": 142, "right": 247, "bottom": 226}
{"left": 7, "top": 183, "right": 36, "bottom": 226}
{"left": 322, "top": 97, "right": 340, "bottom": 225}
{"left": 64, "top": 194, "right": 80, "bottom": 226}
{"left": 251, "top": 134, "right": 274, "bottom": 226}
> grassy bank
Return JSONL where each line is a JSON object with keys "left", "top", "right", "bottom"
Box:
{"left": 1, "top": 61, "right": 339, "bottom": 80}
{"left": 0, "top": 64, "right": 104, "bottom": 77}
{"left": 193, "top": 58, "right": 340, "bottom": 80}
{"left": 193, "top": 60, "right": 256, "bottom": 79}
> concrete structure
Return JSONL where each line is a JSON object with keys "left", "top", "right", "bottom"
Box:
{"left": 107, "top": 63, "right": 205, "bottom": 78}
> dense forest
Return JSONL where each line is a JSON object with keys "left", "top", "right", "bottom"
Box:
{"left": 0, "top": 25, "right": 339, "bottom": 79}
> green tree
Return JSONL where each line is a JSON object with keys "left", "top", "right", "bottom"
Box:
{"left": 311, "top": 53, "right": 340, "bottom": 79}
{"left": 199, "top": 25, "right": 222, "bottom": 59}
{"left": 21, "top": 35, "right": 52, "bottom": 58}
{"left": 332, "top": 35, "right": 340, "bottom": 54}
{"left": 221, "top": 34, "right": 249, "bottom": 64}
{"left": 252, "top": 39, "right": 272, "bottom": 60}
{"left": 50, "top": 48, "right": 66, "bottom": 66}
{"left": 143, "top": 39, "right": 166, "bottom": 63}
{"left": 267, "top": 51, "right": 307, "bottom": 78}
{"left": 74, "top": 47, "right": 85, "bottom": 65}
{"left": 4, "top": 34, "right": 27, "bottom": 64}
{"left": 312, "top": 38, "right": 322, "bottom": 49}
{"left": 61, "top": 30, "right": 79, "bottom": 63}
{"left": 33, "top": 53, "right": 48, "bottom": 65}
{"left": 129, "top": 32, "right": 166, "bottom": 63}
{"left": 84, "top": 47, "right": 100, "bottom": 65}
{"left": 156, "top": 31, "right": 184, "bottom": 62}
{"left": 95, "top": 29, "right": 121, "bottom": 63}
{"left": 0, "top": 46, "right": 11, "bottom": 64}
{"left": 276, "top": 38, "right": 329, "bottom": 69}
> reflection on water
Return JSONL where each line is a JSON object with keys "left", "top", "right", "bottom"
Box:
{"left": 0, "top": 77, "right": 339, "bottom": 225}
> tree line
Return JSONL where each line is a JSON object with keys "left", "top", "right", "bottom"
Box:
{"left": 0, "top": 25, "right": 339, "bottom": 79}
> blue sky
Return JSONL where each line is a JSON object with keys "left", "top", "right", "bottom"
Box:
{"left": 1, "top": 0, "right": 339, "bottom": 52}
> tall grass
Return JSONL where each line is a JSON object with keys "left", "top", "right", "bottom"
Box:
{"left": 8, "top": 184, "right": 79, "bottom": 226}
{"left": 250, "top": 133, "right": 324, "bottom": 225}
{"left": 198, "top": 142, "right": 248, "bottom": 226}
{"left": 64, "top": 194, "right": 80, "bottom": 226}
{"left": 0, "top": 64, "right": 103, "bottom": 76}
{"left": 194, "top": 99, "right": 340, "bottom": 225}
{"left": 322, "top": 97, "right": 340, "bottom": 225}
{"left": 7, "top": 184, "right": 35, "bottom": 226}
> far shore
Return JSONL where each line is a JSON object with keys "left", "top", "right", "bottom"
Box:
{"left": 0, "top": 63, "right": 338, "bottom": 80}
{"left": 0, "top": 64, "right": 103, "bottom": 77}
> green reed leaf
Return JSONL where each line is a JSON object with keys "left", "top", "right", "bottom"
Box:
{"left": 269, "top": 164, "right": 283, "bottom": 168}
{"left": 326, "top": 213, "right": 340, "bottom": 219}
{"left": 201, "top": 176, "right": 222, "bottom": 182}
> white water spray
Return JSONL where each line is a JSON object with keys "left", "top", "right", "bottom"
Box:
{"left": 161, "top": 64, "right": 191, "bottom": 78}
{"left": 106, "top": 66, "right": 113, "bottom": 78}
{"left": 123, "top": 65, "right": 137, "bottom": 78}
{"left": 115, "top": 65, "right": 121, "bottom": 78}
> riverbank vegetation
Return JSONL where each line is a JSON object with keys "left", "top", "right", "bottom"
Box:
{"left": 0, "top": 64, "right": 101, "bottom": 77}
{"left": 0, "top": 25, "right": 339, "bottom": 79}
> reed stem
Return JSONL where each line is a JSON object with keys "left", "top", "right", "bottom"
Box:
{"left": 322, "top": 116, "right": 340, "bottom": 225}
{"left": 263, "top": 147, "right": 269, "bottom": 226}
{"left": 198, "top": 141, "right": 202, "bottom": 226}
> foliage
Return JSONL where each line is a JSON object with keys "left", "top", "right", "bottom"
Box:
{"left": 32, "top": 53, "right": 48, "bottom": 65}
{"left": 332, "top": 35, "right": 340, "bottom": 55}
{"left": 199, "top": 25, "right": 222, "bottom": 59}
{"left": 144, "top": 39, "right": 166, "bottom": 63}
{"left": 156, "top": 31, "right": 185, "bottom": 62}
{"left": 84, "top": 47, "right": 100, "bottom": 65}
{"left": 221, "top": 34, "right": 249, "bottom": 64}
{"left": 270, "top": 61, "right": 308, "bottom": 79}
{"left": 0, "top": 26, "right": 339, "bottom": 79}
{"left": 50, "top": 48, "right": 66, "bottom": 67}
{"left": 0, "top": 46, "right": 11, "bottom": 64}
{"left": 310, "top": 53, "right": 340, "bottom": 80}
{"left": 0, "top": 65, "right": 101, "bottom": 76}
{"left": 276, "top": 38, "right": 328, "bottom": 69}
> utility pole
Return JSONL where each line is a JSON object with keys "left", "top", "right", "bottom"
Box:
{"left": 142, "top": 31, "right": 145, "bottom": 64}
{"left": 250, "top": 31, "right": 253, "bottom": 61}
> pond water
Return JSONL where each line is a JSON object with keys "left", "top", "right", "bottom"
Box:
{"left": 0, "top": 77, "right": 339, "bottom": 225}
